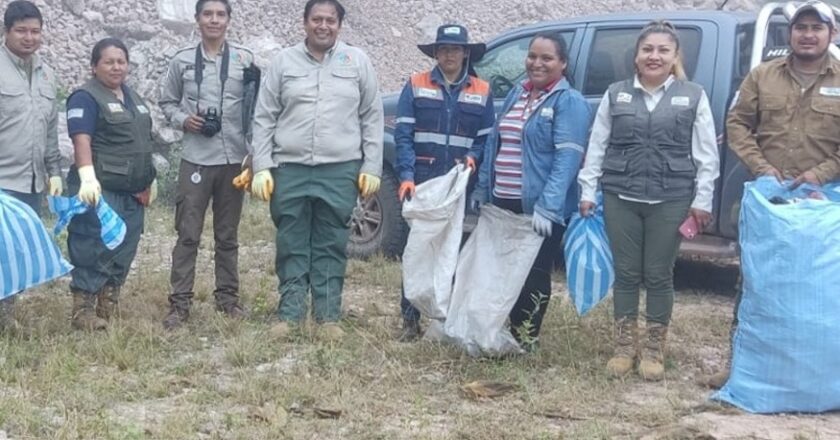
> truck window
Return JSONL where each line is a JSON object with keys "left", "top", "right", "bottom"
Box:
{"left": 474, "top": 31, "right": 575, "bottom": 99}
{"left": 583, "top": 27, "right": 702, "bottom": 97}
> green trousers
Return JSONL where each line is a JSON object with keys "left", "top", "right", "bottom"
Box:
{"left": 603, "top": 192, "right": 690, "bottom": 325}
{"left": 269, "top": 161, "right": 360, "bottom": 323}
{"left": 68, "top": 190, "right": 145, "bottom": 295}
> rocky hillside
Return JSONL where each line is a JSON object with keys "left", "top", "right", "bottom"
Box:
{"left": 6, "top": 0, "right": 760, "bottom": 150}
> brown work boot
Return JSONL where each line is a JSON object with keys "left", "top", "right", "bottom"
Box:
{"left": 162, "top": 304, "right": 190, "bottom": 331}
{"left": 700, "top": 369, "right": 730, "bottom": 389}
{"left": 396, "top": 318, "right": 421, "bottom": 342}
{"left": 96, "top": 285, "right": 121, "bottom": 320}
{"left": 317, "top": 322, "right": 345, "bottom": 343}
{"left": 0, "top": 296, "right": 20, "bottom": 333}
{"left": 269, "top": 320, "right": 297, "bottom": 341}
{"left": 71, "top": 291, "right": 108, "bottom": 331}
{"left": 606, "top": 317, "right": 638, "bottom": 377}
{"left": 217, "top": 302, "right": 247, "bottom": 320}
{"left": 639, "top": 322, "right": 668, "bottom": 381}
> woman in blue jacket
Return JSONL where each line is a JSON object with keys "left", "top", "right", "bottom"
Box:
{"left": 471, "top": 32, "right": 591, "bottom": 350}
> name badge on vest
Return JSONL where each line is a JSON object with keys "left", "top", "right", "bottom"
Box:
{"left": 617, "top": 92, "right": 633, "bottom": 104}
{"left": 416, "top": 88, "right": 439, "bottom": 99}
{"left": 107, "top": 102, "right": 124, "bottom": 113}
{"left": 136, "top": 105, "right": 149, "bottom": 114}
{"left": 671, "top": 96, "right": 690, "bottom": 106}
{"left": 463, "top": 93, "right": 483, "bottom": 104}
{"left": 540, "top": 107, "right": 554, "bottom": 119}
{"left": 819, "top": 87, "right": 840, "bottom": 97}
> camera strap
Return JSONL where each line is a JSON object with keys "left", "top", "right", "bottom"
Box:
{"left": 194, "top": 42, "right": 230, "bottom": 114}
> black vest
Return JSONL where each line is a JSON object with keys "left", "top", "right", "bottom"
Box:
{"left": 74, "top": 79, "right": 155, "bottom": 193}
{"left": 600, "top": 79, "right": 702, "bottom": 201}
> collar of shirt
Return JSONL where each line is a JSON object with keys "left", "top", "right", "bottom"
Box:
{"left": 303, "top": 40, "right": 339, "bottom": 63}
{"left": 633, "top": 74, "right": 675, "bottom": 96}
{"left": 2, "top": 44, "right": 38, "bottom": 71}
{"left": 523, "top": 77, "right": 561, "bottom": 93}
{"left": 198, "top": 40, "right": 227, "bottom": 62}
{"left": 430, "top": 65, "right": 468, "bottom": 89}
{"left": 781, "top": 53, "right": 840, "bottom": 76}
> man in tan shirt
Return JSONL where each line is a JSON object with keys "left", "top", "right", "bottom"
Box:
{"left": 250, "top": 0, "right": 383, "bottom": 342}
{"left": 0, "top": 0, "right": 61, "bottom": 331}
{"left": 704, "top": 0, "right": 840, "bottom": 388}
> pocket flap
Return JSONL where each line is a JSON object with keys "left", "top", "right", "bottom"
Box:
{"left": 811, "top": 97, "right": 840, "bottom": 116}
{"left": 0, "top": 86, "right": 26, "bottom": 97}
{"left": 415, "top": 98, "right": 443, "bottom": 109}
{"left": 459, "top": 103, "right": 484, "bottom": 115}
{"left": 610, "top": 105, "right": 635, "bottom": 117}
{"left": 331, "top": 68, "right": 358, "bottom": 79}
{"left": 283, "top": 69, "right": 309, "bottom": 79}
{"left": 100, "top": 159, "right": 130, "bottom": 175}
{"left": 666, "top": 155, "right": 695, "bottom": 172}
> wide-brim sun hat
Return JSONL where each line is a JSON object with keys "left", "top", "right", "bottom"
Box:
{"left": 417, "top": 24, "right": 487, "bottom": 62}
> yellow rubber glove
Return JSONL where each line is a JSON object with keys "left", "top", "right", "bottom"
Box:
{"left": 48, "top": 175, "right": 63, "bottom": 196}
{"left": 149, "top": 179, "right": 158, "bottom": 205}
{"left": 251, "top": 169, "right": 274, "bottom": 201}
{"left": 358, "top": 173, "right": 381, "bottom": 198}
{"left": 77, "top": 165, "right": 101, "bottom": 206}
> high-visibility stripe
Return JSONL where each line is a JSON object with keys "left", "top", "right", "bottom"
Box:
{"left": 556, "top": 142, "right": 585, "bottom": 153}
{"left": 413, "top": 132, "right": 474, "bottom": 148}
{"left": 395, "top": 117, "right": 416, "bottom": 124}
{"left": 476, "top": 127, "right": 493, "bottom": 136}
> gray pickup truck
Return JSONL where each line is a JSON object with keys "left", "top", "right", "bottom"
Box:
{"left": 347, "top": 2, "right": 816, "bottom": 259}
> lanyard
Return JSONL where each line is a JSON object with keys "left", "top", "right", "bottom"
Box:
{"left": 194, "top": 42, "right": 230, "bottom": 114}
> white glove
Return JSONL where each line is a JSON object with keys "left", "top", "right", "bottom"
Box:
{"left": 77, "top": 165, "right": 101, "bottom": 206}
{"left": 48, "top": 175, "right": 63, "bottom": 196}
{"left": 532, "top": 210, "right": 553, "bottom": 237}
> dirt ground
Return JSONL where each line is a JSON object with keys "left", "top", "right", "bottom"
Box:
{"left": 1, "top": 203, "right": 838, "bottom": 439}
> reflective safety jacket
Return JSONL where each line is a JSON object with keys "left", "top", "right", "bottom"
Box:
{"left": 394, "top": 67, "right": 495, "bottom": 183}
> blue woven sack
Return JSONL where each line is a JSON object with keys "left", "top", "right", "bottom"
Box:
{"left": 1, "top": 191, "right": 73, "bottom": 299}
{"left": 563, "top": 203, "right": 614, "bottom": 316}
{"left": 713, "top": 177, "right": 840, "bottom": 413}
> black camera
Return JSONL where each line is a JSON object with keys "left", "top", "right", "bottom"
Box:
{"left": 200, "top": 107, "right": 222, "bottom": 137}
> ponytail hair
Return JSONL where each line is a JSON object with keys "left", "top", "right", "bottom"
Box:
{"left": 636, "top": 20, "right": 687, "bottom": 80}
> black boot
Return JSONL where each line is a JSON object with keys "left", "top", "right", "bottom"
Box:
{"left": 397, "top": 318, "right": 421, "bottom": 342}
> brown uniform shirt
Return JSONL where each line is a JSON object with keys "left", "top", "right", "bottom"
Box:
{"left": 727, "top": 55, "right": 840, "bottom": 183}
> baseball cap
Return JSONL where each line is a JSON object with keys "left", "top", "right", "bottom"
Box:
{"left": 791, "top": 0, "right": 837, "bottom": 29}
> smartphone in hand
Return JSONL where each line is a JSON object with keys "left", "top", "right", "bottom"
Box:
{"left": 679, "top": 215, "right": 699, "bottom": 240}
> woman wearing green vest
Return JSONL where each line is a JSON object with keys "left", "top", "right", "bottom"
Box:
{"left": 65, "top": 38, "right": 157, "bottom": 331}
{"left": 578, "top": 21, "right": 720, "bottom": 380}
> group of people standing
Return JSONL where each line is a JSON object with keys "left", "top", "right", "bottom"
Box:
{"left": 2, "top": 0, "right": 839, "bottom": 384}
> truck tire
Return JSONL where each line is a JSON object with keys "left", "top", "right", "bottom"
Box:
{"left": 347, "top": 169, "right": 408, "bottom": 259}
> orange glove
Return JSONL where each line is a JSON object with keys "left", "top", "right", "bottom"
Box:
{"left": 464, "top": 156, "right": 476, "bottom": 174}
{"left": 399, "top": 181, "right": 416, "bottom": 201}
{"left": 232, "top": 167, "right": 252, "bottom": 191}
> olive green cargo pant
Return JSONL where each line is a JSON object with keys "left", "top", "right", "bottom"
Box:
{"left": 269, "top": 161, "right": 361, "bottom": 323}
{"left": 603, "top": 192, "right": 690, "bottom": 325}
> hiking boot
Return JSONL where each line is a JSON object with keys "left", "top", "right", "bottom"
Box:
{"left": 699, "top": 369, "right": 730, "bottom": 389}
{"left": 639, "top": 322, "right": 668, "bottom": 381}
{"left": 96, "top": 285, "right": 120, "bottom": 321}
{"left": 162, "top": 305, "right": 190, "bottom": 331}
{"left": 606, "top": 317, "right": 638, "bottom": 377}
{"left": 269, "top": 321, "right": 297, "bottom": 341}
{"left": 0, "top": 296, "right": 19, "bottom": 333}
{"left": 317, "top": 322, "right": 345, "bottom": 343}
{"left": 71, "top": 291, "right": 107, "bottom": 331}
{"left": 217, "top": 302, "right": 247, "bottom": 320}
{"left": 396, "top": 318, "right": 421, "bottom": 342}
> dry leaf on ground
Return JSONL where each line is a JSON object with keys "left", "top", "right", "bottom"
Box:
{"left": 460, "top": 380, "right": 518, "bottom": 400}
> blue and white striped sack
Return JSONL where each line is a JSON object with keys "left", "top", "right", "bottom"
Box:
{"left": 48, "top": 195, "right": 126, "bottom": 250}
{"left": 0, "top": 190, "right": 73, "bottom": 299}
{"left": 563, "top": 204, "right": 614, "bottom": 316}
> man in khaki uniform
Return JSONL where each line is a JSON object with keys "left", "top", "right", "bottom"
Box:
{"left": 159, "top": 0, "right": 258, "bottom": 329}
{"left": 250, "top": 0, "right": 383, "bottom": 342}
{"left": 0, "top": 0, "right": 61, "bottom": 330}
{"left": 703, "top": 0, "right": 840, "bottom": 388}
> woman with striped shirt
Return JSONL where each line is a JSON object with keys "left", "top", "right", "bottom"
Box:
{"left": 472, "top": 32, "right": 591, "bottom": 350}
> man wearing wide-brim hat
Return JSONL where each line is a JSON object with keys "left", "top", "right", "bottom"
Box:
{"left": 394, "top": 24, "right": 495, "bottom": 341}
